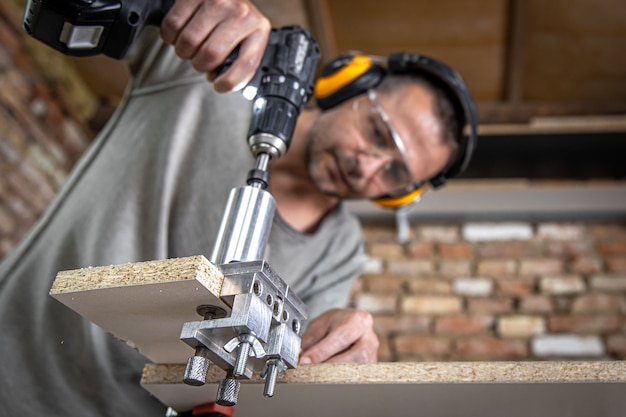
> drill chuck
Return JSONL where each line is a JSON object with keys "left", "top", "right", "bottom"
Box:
{"left": 246, "top": 26, "right": 320, "bottom": 160}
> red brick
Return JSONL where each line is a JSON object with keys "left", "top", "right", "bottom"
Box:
{"left": 367, "top": 242, "right": 404, "bottom": 259}
{"left": 439, "top": 242, "right": 473, "bottom": 258}
{"left": 531, "top": 334, "right": 605, "bottom": 357}
{"left": 19, "top": 161, "right": 56, "bottom": 200}
{"left": 606, "top": 334, "right": 626, "bottom": 358}
{"left": 435, "top": 315, "right": 494, "bottom": 335}
{"left": 589, "top": 275, "right": 626, "bottom": 292}
{"left": 5, "top": 68, "right": 33, "bottom": 99}
{"left": 462, "top": 222, "right": 533, "bottom": 241}
{"left": 372, "top": 315, "right": 431, "bottom": 336}
{"left": 362, "top": 224, "right": 396, "bottom": 243}
{"left": 520, "top": 258, "right": 564, "bottom": 276}
{"left": 394, "top": 335, "right": 451, "bottom": 360}
{"left": 4, "top": 122, "right": 27, "bottom": 161}
{"left": 417, "top": 225, "right": 459, "bottom": 243}
{"left": 597, "top": 239, "right": 626, "bottom": 257}
{"left": 455, "top": 337, "right": 528, "bottom": 360}
{"left": 519, "top": 295, "right": 555, "bottom": 313}
{"left": 388, "top": 259, "right": 433, "bottom": 276}
{"left": 6, "top": 171, "right": 51, "bottom": 213}
{"left": 569, "top": 257, "right": 603, "bottom": 275}
{"left": 540, "top": 275, "right": 586, "bottom": 295}
{"left": 587, "top": 224, "right": 626, "bottom": 238}
{"left": 453, "top": 278, "right": 493, "bottom": 296}
{"left": 406, "top": 278, "right": 451, "bottom": 294}
{"left": 0, "top": 18, "right": 20, "bottom": 53}
{"left": 553, "top": 296, "right": 572, "bottom": 313}
{"left": 362, "top": 257, "right": 384, "bottom": 274}
{"left": 477, "top": 259, "right": 517, "bottom": 277}
{"left": 401, "top": 295, "right": 462, "bottom": 315}
{"left": 497, "top": 278, "right": 536, "bottom": 296}
{"left": 405, "top": 241, "right": 435, "bottom": 258}
{"left": 59, "top": 119, "right": 90, "bottom": 156}
{"left": 537, "top": 223, "right": 585, "bottom": 241}
{"left": 545, "top": 241, "right": 594, "bottom": 257}
{"left": 0, "top": 205, "right": 16, "bottom": 235}
{"left": 571, "top": 294, "right": 625, "bottom": 313}
{"left": 477, "top": 241, "right": 538, "bottom": 259}
{"left": 354, "top": 294, "right": 397, "bottom": 315}
{"left": 498, "top": 315, "right": 546, "bottom": 338}
{"left": 439, "top": 260, "right": 472, "bottom": 277}
{"left": 363, "top": 274, "right": 405, "bottom": 293}
{"left": 549, "top": 315, "right": 622, "bottom": 333}
{"left": 467, "top": 297, "right": 514, "bottom": 314}
{"left": 607, "top": 258, "right": 626, "bottom": 273}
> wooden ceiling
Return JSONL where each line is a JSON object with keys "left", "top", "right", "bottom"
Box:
{"left": 300, "top": 0, "right": 626, "bottom": 126}
{"left": 11, "top": 0, "right": 626, "bottom": 129}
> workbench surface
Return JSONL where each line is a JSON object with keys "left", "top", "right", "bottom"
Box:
{"left": 141, "top": 361, "right": 625, "bottom": 417}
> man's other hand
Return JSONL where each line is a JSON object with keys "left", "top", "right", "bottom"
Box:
{"left": 299, "top": 308, "right": 379, "bottom": 364}
{"left": 160, "top": 0, "right": 271, "bottom": 92}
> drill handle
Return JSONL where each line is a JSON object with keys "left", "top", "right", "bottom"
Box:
{"left": 101, "top": 0, "right": 174, "bottom": 58}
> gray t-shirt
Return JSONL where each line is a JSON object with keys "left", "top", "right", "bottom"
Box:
{"left": 0, "top": 30, "right": 365, "bottom": 416}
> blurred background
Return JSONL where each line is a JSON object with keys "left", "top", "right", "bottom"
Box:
{"left": 0, "top": 0, "right": 625, "bottom": 361}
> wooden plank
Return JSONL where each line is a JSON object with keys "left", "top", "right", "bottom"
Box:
{"left": 50, "top": 255, "right": 227, "bottom": 364}
{"left": 141, "top": 362, "right": 626, "bottom": 416}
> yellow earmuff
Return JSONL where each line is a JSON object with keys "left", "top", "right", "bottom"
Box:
{"left": 314, "top": 55, "right": 374, "bottom": 100}
{"left": 371, "top": 186, "right": 425, "bottom": 209}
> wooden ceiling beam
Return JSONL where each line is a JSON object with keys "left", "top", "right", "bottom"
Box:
{"left": 302, "top": 0, "right": 338, "bottom": 61}
{"left": 502, "top": 0, "right": 528, "bottom": 103}
{"left": 478, "top": 100, "right": 626, "bottom": 125}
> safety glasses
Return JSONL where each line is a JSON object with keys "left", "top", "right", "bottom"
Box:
{"left": 361, "top": 89, "right": 415, "bottom": 194}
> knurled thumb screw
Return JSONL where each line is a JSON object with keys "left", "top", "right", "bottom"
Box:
{"left": 183, "top": 346, "right": 211, "bottom": 386}
{"left": 216, "top": 373, "right": 241, "bottom": 407}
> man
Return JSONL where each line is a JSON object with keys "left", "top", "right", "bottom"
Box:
{"left": 0, "top": 0, "right": 473, "bottom": 415}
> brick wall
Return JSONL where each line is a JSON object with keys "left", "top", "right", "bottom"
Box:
{"left": 0, "top": 2, "right": 94, "bottom": 257}
{"left": 357, "top": 220, "right": 626, "bottom": 361}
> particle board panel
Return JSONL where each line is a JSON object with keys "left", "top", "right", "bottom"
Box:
{"left": 50, "top": 255, "right": 227, "bottom": 364}
{"left": 142, "top": 362, "right": 626, "bottom": 416}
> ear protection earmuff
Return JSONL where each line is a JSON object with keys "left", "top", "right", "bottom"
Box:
{"left": 314, "top": 52, "right": 478, "bottom": 209}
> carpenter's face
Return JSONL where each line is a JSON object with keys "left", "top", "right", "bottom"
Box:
{"left": 306, "top": 84, "right": 451, "bottom": 199}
